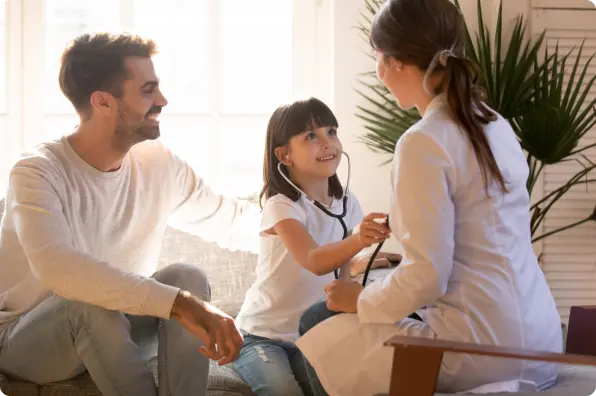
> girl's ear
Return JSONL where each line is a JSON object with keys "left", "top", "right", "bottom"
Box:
{"left": 275, "top": 146, "right": 292, "bottom": 166}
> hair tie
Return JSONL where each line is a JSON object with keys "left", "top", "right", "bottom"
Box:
{"left": 438, "top": 49, "right": 456, "bottom": 67}
{"left": 423, "top": 46, "right": 457, "bottom": 95}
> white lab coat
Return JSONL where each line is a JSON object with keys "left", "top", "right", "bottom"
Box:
{"left": 296, "top": 95, "right": 563, "bottom": 396}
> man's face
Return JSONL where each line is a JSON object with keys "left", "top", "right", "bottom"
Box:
{"left": 113, "top": 57, "right": 168, "bottom": 146}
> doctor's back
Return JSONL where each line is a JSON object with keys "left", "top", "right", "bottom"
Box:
{"left": 404, "top": 100, "right": 563, "bottom": 390}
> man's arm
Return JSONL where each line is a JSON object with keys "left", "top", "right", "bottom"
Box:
{"left": 170, "top": 289, "right": 244, "bottom": 365}
{"left": 167, "top": 157, "right": 260, "bottom": 254}
{"left": 10, "top": 163, "right": 179, "bottom": 319}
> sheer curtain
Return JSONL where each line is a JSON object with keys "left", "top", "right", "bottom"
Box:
{"left": 0, "top": 0, "right": 328, "bottom": 198}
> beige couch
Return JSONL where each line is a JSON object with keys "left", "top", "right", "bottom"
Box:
{"left": 1, "top": 198, "right": 596, "bottom": 396}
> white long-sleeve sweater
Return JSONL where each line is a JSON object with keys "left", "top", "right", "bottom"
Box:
{"left": 0, "top": 136, "right": 260, "bottom": 339}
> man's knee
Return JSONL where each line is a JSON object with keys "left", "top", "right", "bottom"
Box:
{"left": 58, "top": 298, "right": 128, "bottom": 334}
{"left": 153, "top": 263, "right": 211, "bottom": 302}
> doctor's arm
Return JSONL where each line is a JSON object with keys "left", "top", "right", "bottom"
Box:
{"left": 357, "top": 132, "right": 456, "bottom": 324}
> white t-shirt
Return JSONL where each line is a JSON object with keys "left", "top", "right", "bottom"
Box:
{"left": 235, "top": 191, "right": 364, "bottom": 342}
{"left": 0, "top": 136, "right": 260, "bottom": 340}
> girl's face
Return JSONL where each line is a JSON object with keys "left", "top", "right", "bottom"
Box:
{"left": 375, "top": 51, "right": 424, "bottom": 111}
{"left": 282, "top": 125, "right": 342, "bottom": 181}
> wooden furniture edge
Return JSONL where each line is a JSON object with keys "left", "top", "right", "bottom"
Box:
{"left": 383, "top": 335, "right": 596, "bottom": 396}
{"left": 385, "top": 334, "right": 596, "bottom": 366}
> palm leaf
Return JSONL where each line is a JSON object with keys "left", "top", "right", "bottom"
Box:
{"left": 514, "top": 41, "right": 596, "bottom": 166}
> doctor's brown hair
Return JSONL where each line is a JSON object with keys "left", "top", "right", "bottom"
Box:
{"left": 260, "top": 98, "right": 343, "bottom": 208}
{"left": 371, "top": 0, "right": 507, "bottom": 194}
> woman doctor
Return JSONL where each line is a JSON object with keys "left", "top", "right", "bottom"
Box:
{"left": 296, "top": 0, "right": 563, "bottom": 395}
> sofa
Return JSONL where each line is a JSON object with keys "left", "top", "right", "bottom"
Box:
{"left": 1, "top": 197, "right": 596, "bottom": 395}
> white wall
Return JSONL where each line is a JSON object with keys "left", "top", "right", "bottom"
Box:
{"left": 329, "top": 0, "right": 396, "bottom": 248}
{"left": 327, "top": 0, "right": 525, "bottom": 252}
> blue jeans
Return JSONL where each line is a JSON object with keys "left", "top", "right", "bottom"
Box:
{"left": 0, "top": 263, "right": 212, "bottom": 396}
{"left": 232, "top": 332, "right": 313, "bottom": 396}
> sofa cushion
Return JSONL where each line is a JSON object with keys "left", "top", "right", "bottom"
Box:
{"left": 431, "top": 365, "right": 596, "bottom": 395}
{"left": 37, "top": 374, "right": 101, "bottom": 396}
{"left": 157, "top": 227, "right": 257, "bottom": 318}
{"left": 0, "top": 358, "right": 254, "bottom": 396}
{"left": 209, "top": 362, "right": 254, "bottom": 396}
{"left": 0, "top": 372, "right": 39, "bottom": 396}
{"left": 521, "top": 365, "right": 596, "bottom": 395}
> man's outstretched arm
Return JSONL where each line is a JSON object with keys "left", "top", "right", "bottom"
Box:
{"left": 167, "top": 154, "right": 260, "bottom": 254}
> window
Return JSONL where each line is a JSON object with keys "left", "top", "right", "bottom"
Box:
{"left": 0, "top": 0, "right": 5, "bottom": 113}
{"left": 0, "top": 0, "right": 8, "bottom": 191}
{"left": 2, "top": 0, "right": 329, "bottom": 197}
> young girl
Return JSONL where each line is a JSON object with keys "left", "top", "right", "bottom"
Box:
{"left": 232, "top": 97, "right": 398, "bottom": 396}
{"left": 297, "top": 0, "right": 562, "bottom": 395}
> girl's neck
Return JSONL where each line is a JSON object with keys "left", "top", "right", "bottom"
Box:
{"left": 290, "top": 171, "right": 331, "bottom": 205}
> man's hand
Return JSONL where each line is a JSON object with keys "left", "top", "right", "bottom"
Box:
{"left": 170, "top": 290, "right": 243, "bottom": 366}
{"left": 349, "top": 252, "right": 402, "bottom": 277}
{"left": 325, "top": 280, "right": 364, "bottom": 313}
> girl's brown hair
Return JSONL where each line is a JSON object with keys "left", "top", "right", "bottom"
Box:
{"left": 260, "top": 97, "right": 343, "bottom": 207}
{"left": 371, "top": 0, "right": 507, "bottom": 193}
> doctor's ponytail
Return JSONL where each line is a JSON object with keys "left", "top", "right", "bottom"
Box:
{"left": 441, "top": 56, "right": 507, "bottom": 194}
{"left": 370, "top": 0, "right": 507, "bottom": 194}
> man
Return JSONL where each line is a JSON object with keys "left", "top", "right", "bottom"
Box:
{"left": 0, "top": 32, "right": 260, "bottom": 395}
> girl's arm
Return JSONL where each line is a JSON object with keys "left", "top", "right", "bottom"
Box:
{"left": 268, "top": 213, "right": 389, "bottom": 276}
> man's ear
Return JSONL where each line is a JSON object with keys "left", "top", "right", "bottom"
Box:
{"left": 89, "top": 91, "right": 116, "bottom": 116}
{"left": 275, "top": 146, "right": 291, "bottom": 166}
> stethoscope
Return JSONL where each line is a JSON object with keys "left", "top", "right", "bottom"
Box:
{"left": 277, "top": 151, "right": 385, "bottom": 286}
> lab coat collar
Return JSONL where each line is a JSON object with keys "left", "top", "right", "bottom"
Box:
{"left": 423, "top": 93, "right": 447, "bottom": 120}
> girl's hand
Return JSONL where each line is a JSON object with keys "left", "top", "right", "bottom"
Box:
{"left": 325, "top": 280, "right": 363, "bottom": 313}
{"left": 355, "top": 213, "right": 390, "bottom": 248}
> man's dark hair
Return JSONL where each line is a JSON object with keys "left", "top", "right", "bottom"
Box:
{"left": 59, "top": 32, "right": 157, "bottom": 116}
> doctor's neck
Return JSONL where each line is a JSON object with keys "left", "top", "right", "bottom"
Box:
{"left": 288, "top": 170, "right": 332, "bottom": 205}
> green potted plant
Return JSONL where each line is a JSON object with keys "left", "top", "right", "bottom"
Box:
{"left": 356, "top": 0, "right": 596, "bottom": 244}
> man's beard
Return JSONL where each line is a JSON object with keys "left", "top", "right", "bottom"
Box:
{"left": 113, "top": 104, "right": 162, "bottom": 151}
